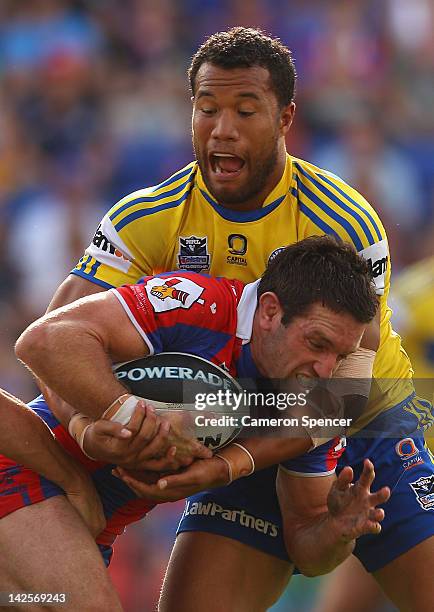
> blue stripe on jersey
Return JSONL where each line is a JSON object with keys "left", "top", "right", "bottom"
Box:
{"left": 291, "top": 187, "right": 341, "bottom": 240}
{"left": 88, "top": 260, "right": 101, "bottom": 277}
{"left": 71, "top": 269, "right": 114, "bottom": 289}
{"left": 149, "top": 165, "right": 195, "bottom": 193}
{"left": 75, "top": 254, "right": 92, "bottom": 272}
{"left": 293, "top": 172, "right": 364, "bottom": 251}
{"left": 200, "top": 189, "right": 285, "bottom": 222}
{"left": 147, "top": 324, "right": 232, "bottom": 357}
{"left": 318, "top": 172, "right": 383, "bottom": 242}
{"left": 295, "top": 163, "right": 379, "bottom": 247}
{"left": 109, "top": 175, "right": 193, "bottom": 223}
{"left": 114, "top": 185, "right": 193, "bottom": 232}
{"left": 137, "top": 271, "right": 213, "bottom": 284}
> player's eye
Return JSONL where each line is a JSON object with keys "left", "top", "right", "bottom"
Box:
{"left": 200, "top": 107, "right": 216, "bottom": 115}
{"left": 308, "top": 339, "right": 323, "bottom": 351}
{"left": 238, "top": 110, "right": 255, "bottom": 117}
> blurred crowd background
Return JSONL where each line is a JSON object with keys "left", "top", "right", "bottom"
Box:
{"left": 0, "top": 1, "right": 433, "bottom": 610}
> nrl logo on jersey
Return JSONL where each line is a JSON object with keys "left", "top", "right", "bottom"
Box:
{"left": 177, "top": 236, "right": 210, "bottom": 272}
{"left": 409, "top": 474, "right": 434, "bottom": 511}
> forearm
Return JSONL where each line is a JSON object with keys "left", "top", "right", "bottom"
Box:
{"left": 237, "top": 437, "right": 311, "bottom": 470}
{"left": 0, "top": 390, "right": 87, "bottom": 489}
{"left": 40, "top": 383, "right": 84, "bottom": 429}
{"left": 284, "top": 513, "right": 355, "bottom": 577}
{"left": 46, "top": 274, "right": 106, "bottom": 313}
{"left": 216, "top": 436, "right": 312, "bottom": 483}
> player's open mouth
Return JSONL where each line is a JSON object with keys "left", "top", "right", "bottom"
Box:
{"left": 296, "top": 374, "right": 317, "bottom": 390}
{"left": 209, "top": 153, "right": 245, "bottom": 178}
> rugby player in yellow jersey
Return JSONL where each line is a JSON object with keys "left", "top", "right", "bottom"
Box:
{"left": 46, "top": 28, "right": 433, "bottom": 611}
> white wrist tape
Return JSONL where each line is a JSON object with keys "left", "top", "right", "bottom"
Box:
{"left": 102, "top": 393, "right": 142, "bottom": 425}
{"left": 68, "top": 413, "right": 95, "bottom": 459}
{"left": 215, "top": 442, "right": 255, "bottom": 484}
{"left": 331, "top": 347, "right": 376, "bottom": 398}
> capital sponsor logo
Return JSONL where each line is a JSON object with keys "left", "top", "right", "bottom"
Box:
{"left": 395, "top": 437, "right": 424, "bottom": 471}
{"left": 177, "top": 236, "right": 210, "bottom": 272}
{"left": 227, "top": 234, "right": 248, "bottom": 266}
{"left": 228, "top": 234, "right": 247, "bottom": 255}
{"left": 396, "top": 438, "right": 419, "bottom": 459}
{"left": 409, "top": 474, "right": 434, "bottom": 511}
{"left": 182, "top": 500, "right": 278, "bottom": 537}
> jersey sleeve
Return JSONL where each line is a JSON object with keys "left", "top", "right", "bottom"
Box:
{"left": 279, "top": 436, "right": 346, "bottom": 477}
{"left": 72, "top": 164, "right": 196, "bottom": 289}
{"left": 111, "top": 273, "right": 238, "bottom": 356}
{"left": 295, "top": 162, "right": 390, "bottom": 296}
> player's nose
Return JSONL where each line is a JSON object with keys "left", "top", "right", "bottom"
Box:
{"left": 211, "top": 109, "right": 239, "bottom": 140}
{"left": 312, "top": 353, "right": 338, "bottom": 379}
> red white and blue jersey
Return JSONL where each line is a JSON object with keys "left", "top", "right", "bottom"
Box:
{"left": 113, "top": 271, "right": 345, "bottom": 477}
{"left": 0, "top": 272, "right": 343, "bottom": 568}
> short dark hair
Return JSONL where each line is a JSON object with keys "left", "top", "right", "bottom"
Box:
{"left": 258, "top": 236, "right": 378, "bottom": 325}
{"left": 188, "top": 27, "right": 296, "bottom": 108}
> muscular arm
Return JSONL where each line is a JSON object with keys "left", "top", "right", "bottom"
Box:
{"left": 0, "top": 388, "right": 105, "bottom": 535}
{"left": 0, "top": 388, "right": 85, "bottom": 486}
{"left": 47, "top": 274, "right": 107, "bottom": 313}
{"left": 360, "top": 307, "right": 380, "bottom": 352}
{"left": 276, "top": 460, "right": 389, "bottom": 577}
{"left": 16, "top": 292, "right": 148, "bottom": 419}
{"left": 330, "top": 308, "right": 380, "bottom": 423}
{"left": 44, "top": 275, "right": 108, "bottom": 426}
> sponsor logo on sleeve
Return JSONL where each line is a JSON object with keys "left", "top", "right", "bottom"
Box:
{"left": 85, "top": 223, "right": 132, "bottom": 272}
{"left": 358, "top": 239, "right": 389, "bottom": 295}
{"left": 177, "top": 236, "right": 210, "bottom": 272}
{"left": 409, "top": 474, "right": 434, "bottom": 511}
{"left": 145, "top": 276, "right": 205, "bottom": 312}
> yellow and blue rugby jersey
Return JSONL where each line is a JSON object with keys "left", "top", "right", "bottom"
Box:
{"left": 391, "top": 257, "right": 434, "bottom": 378}
{"left": 73, "top": 154, "right": 413, "bottom": 427}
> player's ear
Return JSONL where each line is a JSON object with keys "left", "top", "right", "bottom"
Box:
{"left": 279, "top": 102, "right": 296, "bottom": 136}
{"left": 257, "top": 292, "right": 283, "bottom": 330}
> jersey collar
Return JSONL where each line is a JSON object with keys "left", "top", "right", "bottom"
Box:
{"left": 194, "top": 155, "right": 293, "bottom": 217}
{"left": 236, "top": 280, "right": 260, "bottom": 344}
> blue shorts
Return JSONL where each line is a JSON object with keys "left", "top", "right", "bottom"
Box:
{"left": 178, "top": 395, "right": 434, "bottom": 572}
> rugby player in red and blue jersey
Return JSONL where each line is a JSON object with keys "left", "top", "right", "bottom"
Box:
{"left": 2, "top": 237, "right": 387, "bottom": 611}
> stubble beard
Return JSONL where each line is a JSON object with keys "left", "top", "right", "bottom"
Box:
{"left": 193, "top": 137, "right": 280, "bottom": 208}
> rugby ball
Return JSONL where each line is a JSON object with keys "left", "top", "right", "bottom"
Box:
{"left": 113, "top": 353, "right": 245, "bottom": 450}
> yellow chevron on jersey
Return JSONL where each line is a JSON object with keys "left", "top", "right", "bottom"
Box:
{"left": 73, "top": 154, "right": 414, "bottom": 428}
